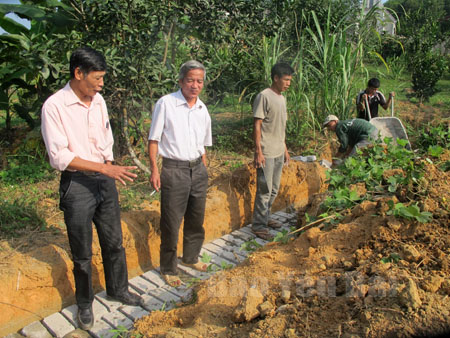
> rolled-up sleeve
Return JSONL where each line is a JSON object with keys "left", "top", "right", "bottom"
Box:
{"left": 148, "top": 100, "right": 165, "bottom": 141}
{"left": 41, "top": 101, "right": 76, "bottom": 171}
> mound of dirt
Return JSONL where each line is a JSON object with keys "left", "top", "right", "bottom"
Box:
{"left": 0, "top": 160, "right": 326, "bottom": 336}
{"left": 134, "top": 161, "right": 450, "bottom": 338}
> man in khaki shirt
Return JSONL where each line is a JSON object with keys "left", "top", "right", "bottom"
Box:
{"left": 252, "top": 63, "right": 294, "bottom": 240}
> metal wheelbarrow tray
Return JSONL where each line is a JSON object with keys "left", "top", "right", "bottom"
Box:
{"left": 364, "top": 95, "right": 412, "bottom": 150}
{"left": 370, "top": 117, "right": 411, "bottom": 150}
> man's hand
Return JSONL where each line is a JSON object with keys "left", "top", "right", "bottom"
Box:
{"left": 284, "top": 148, "right": 290, "bottom": 166}
{"left": 254, "top": 151, "right": 265, "bottom": 169}
{"left": 102, "top": 163, "right": 137, "bottom": 185}
{"left": 389, "top": 92, "right": 395, "bottom": 98}
{"left": 150, "top": 169, "right": 161, "bottom": 192}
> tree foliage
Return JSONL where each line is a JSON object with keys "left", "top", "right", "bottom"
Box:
{"left": 0, "top": 0, "right": 408, "bottom": 157}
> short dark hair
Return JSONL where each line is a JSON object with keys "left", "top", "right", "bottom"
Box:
{"left": 70, "top": 47, "right": 107, "bottom": 78}
{"left": 271, "top": 62, "right": 294, "bottom": 81}
{"left": 368, "top": 77, "right": 380, "bottom": 88}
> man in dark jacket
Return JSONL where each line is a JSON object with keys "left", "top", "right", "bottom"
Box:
{"left": 323, "top": 115, "right": 379, "bottom": 163}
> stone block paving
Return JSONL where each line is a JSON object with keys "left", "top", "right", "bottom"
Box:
{"left": 14, "top": 210, "right": 295, "bottom": 338}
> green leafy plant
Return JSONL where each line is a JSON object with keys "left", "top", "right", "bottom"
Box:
{"left": 240, "top": 239, "right": 262, "bottom": 252}
{"left": 428, "top": 145, "right": 444, "bottom": 157}
{"left": 272, "top": 229, "right": 290, "bottom": 244}
{"left": 387, "top": 202, "right": 433, "bottom": 223}
{"left": 200, "top": 252, "right": 212, "bottom": 263}
{"left": 110, "top": 325, "right": 143, "bottom": 338}
{"left": 380, "top": 252, "right": 401, "bottom": 264}
{"left": 220, "top": 261, "right": 234, "bottom": 270}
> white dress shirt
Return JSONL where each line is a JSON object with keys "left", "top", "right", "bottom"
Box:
{"left": 148, "top": 90, "right": 212, "bottom": 161}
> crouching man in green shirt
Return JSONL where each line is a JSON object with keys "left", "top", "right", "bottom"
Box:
{"left": 323, "top": 115, "right": 379, "bottom": 164}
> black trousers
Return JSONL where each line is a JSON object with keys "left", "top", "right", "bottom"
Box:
{"left": 159, "top": 158, "right": 208, "bottom": 275}
{"left": 59, "top": 171, "right": 128, "bottom": 309}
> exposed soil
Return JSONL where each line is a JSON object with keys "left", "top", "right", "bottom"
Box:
{"left": 133, "top": 158, "right": 450, "bottom": 338}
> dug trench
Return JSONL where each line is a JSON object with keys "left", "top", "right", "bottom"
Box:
{"left": 134, "top": 157, "right": 450, "bottom": 338}
{"left": 0, "top": 159, "right": 327, "bottom": 336}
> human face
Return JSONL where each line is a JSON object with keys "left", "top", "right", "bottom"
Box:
{"left": 366, "top": 86, "right": 378, "bottom": 96}
{"left": 75, "top": 68, "right": 105, "bottom": 98}
{"left": 179, "top": 68, "right": 205, "bottom": 103}
{"left": 327, "top": 120, "right": 338, "bottom": 131}
{"left": 272, "top": 74, "right": 292, "bottom": 94}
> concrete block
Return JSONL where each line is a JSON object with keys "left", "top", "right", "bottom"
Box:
{"left": 149, "top": 288, "right": 180, "bottom": 309}
{"left": 141, "top": 270, "right": 166, "bottom": 288}
{"left": 87, "top": 319, "right": 114, "bottom": 338}
{"left": 102, "top": 311, "right": 134, "bottom": 330}
{"left": 177, "top": 262, "right": 211, "bottom": 280}
{"left": 230, "top": 229, "right": 254, "bottom": 242}
{"left": 60, "top": 300, "right": 108, "bottom": 328}
{"left": 163, "top": 284, "right": 194, "bottom": 303}
{"left": 221, "top": 234, "right": 246, "bottom": 248}
{"left": 209, "top": 240, "right": 247, "bottom": 260}
{"left": 202, "top": 243, "right": 237, "bottom": 264}
{"left": 60, "top": 304, "right": 78, "bottom": 327}
{"left": 140, "top": 294, "right": 164, "bottom": 312}
{"left": 20, "top": 320, "right": 52, "bottom": 338}
{"left": 119, "top": 305, "right": 149, "bottom": 321}
{"left": 62, "top": 329, "right": 90, "bottom": 338}
{"left": 239, "top": 227, "right": 268, "bottom": 245}
{"left": 95, "top": 291, "right": 122, "bottom": 312}
{"left": 129, "top": 275, "right": 159, "bottom": 294}
{"left": 42, "top": 312, "right": 75, "bottom": 337}
{"left": 4, "top": 334, "right": 25, "bottom": 338}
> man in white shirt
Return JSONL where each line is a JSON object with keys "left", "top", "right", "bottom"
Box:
{"left": 41, "top": 47, "right": 142, "bottom": 330}
{"left": 148, "top": 60, "right": 212, "bottom": 287}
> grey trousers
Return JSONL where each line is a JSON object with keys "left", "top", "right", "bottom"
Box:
{"left": 252, "top": 154, "right": 284, "bottom": 232}
{"left": 159, "top": 158, "right": 208, "bottom": 275}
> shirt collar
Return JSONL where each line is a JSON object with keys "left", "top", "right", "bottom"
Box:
{"left": 63, "top": 82, "right": 102, "bottom": 108}
{"left": 174, "top": 89, "right": 204, "bottom": 110}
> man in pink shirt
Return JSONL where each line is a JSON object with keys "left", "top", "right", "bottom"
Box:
{"left": 41, "top": 47, "right": 142, "bottom": 330}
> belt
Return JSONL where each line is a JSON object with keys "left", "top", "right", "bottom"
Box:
{"left": 63, "top": 170, "right": 100, "bottom": 177}
{"left": 162, "top": 157, "right": 202, "bottom": 168}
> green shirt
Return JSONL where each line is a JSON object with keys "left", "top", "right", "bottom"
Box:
{"left": 335, "top": 118, "right": 376, "bottom": 153}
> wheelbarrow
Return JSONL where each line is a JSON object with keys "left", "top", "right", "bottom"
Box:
{"left": 364, "top": 95, "right": 412, "bottom": 150}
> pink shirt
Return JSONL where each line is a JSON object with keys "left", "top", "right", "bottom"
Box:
{"left": 41, "top": 82, "right": 114, "bottom": 171}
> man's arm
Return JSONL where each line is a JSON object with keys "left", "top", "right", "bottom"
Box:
{"left": 357, "top": 93, "right": 367, "bottom": 112}
{"left": 148, "top": 140, "right": 161, "bottom": 191}
{"left": 201, "top": 151, "right": 207, "bottom": 167}
{"left": 253, "top": 118, "right": 265, "bottom": 168}
{"left": 66, "top": 157, "right": 137, "bottom": 185}
{"left": 284, "top": 144, "right": 290, "bottom": 165}
{"left": 381, "top": 92, "right": 394, "bottom": 110}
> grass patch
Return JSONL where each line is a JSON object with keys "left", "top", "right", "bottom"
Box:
{"left": 0, "top": 198, "right": 47, "bottom": 239}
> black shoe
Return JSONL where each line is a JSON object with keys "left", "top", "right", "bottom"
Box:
{"left": 77, "top": 306, "right": 94, "bottom": 330}
{"left": 107, "top": 290, "right": 143, "bottom": 306}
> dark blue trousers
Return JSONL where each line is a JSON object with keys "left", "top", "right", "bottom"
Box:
{"left": 59, "top": 171, "right": 128, "bottom": 310}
